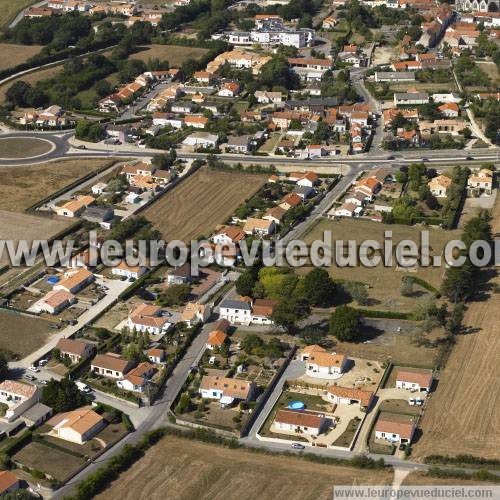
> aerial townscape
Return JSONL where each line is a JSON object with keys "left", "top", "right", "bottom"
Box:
{"left": 0, "top": 0, "right": 498, "bottom": 497}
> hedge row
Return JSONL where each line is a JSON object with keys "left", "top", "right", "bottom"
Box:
{"left": 427, "top": 466, "right": 500, "bottom": 484}
{"left": 425, "top": 454, "right": 500, "bottom": 469}
{"left": 3, "top": 430, "right": 32, "bottom": 457}
{"left": 356, "top": 309, "right": 413, "bottom": 320}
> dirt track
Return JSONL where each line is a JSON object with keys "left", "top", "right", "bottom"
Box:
{"left": 413, "top": 197, "right": 500, "bottom": 459}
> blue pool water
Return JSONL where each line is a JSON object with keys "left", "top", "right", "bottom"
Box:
{"left": 287, "top": 401, "right": 305, "bottom": 410}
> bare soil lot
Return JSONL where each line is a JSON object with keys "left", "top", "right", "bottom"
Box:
{"left": 0, "top": 158, "right": 117, "bottom": 212}
{"left": 0, "top": 43, "right": 42, "bottom": 70}
{"left": 129, "top": 45, "right": 208, "bottom": 67}
{"left": 96, "top": 435, "right": 392, "bottom": 500}
{"left": 303, "top": 218, "right": 459, "bottom": 312}
{"left": 143, "top": 167, "right": 267, "bottom": 241}
{"left": 0, "top": 309, "right": 52, "bottom": 358}
{"left": 413, "top": 196, "right": 500, "bottom": 460}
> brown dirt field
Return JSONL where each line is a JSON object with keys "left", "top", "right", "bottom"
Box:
{"left": 0, "top": 158, "right": 116, "bottom": 212}
{"left": 303, "top": 218, "right": 459, "bottom": 312}
{"left": 143, "top": 167, "right": 267, "bottom": 241}
{"left": 0, "top": 43, "right": 42, "bottom": 70}
{"left": 0, "top": 309, "right": 52, "bottom": 358}
{"left": 129, "top": 45, "right": 208, "bottom": 67}
{"left": 0, "top": 65, "right": 62, "bottom": 102}
{"left": 96, "top": 435, "right": 393, "bottom": 500}
{"left": 413, "top": 196, "right": 500, "bottom": 460}
{"left": 0, "top": 137, "right": 52, "bottom": 159}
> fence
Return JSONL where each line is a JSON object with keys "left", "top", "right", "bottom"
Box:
{"left": 239, "top": 344, "right": 297, "bottom": 438}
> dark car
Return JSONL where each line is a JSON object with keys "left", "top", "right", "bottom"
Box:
{"left": 465, "top": 155, "right": 474, "bottom": 160}
{"left": 76, "top": 145, "right": 87, "bottom": 150}
{"left": 291, "top": 443, "right": 305, "bottom": 450}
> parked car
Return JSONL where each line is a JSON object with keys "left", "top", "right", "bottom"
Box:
{"left": 28, "top": 365, "right": 39, "bottom": 372}
{"left": 408, "top": 398, "right": 416, "bottom": 406}
{"left": 25, "top": 374, "right": 36, "bottom": 381}
{"left": 38, "top": 359, "right": 48, "bottom": 367}
{"left": 291, "top": 443, "right": 305, "bottom": 450}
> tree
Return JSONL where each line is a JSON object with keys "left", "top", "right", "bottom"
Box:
{"left": 75, "top": 120, "right": 105, "bottom": 142}
{"left": 445, "top": 302, "right": 464, "bottom": 335}
{"left": 235, "top": 270, "right": 256, "bottom": 297}
{"left": 258, "top": 55, "right": 299, "bottom": 91}
{"left": 271, "top": 298, "right": 310, "bottom": 334}
{"left": 41, "top": 379, "right": 86, "bottom": 413}
{"left": 400, "top": 276, "right": 415, "bottom": 297}
{"left": 329, "top": 306, "right": 361, "bottom": 342}
{"left": 0, "top": 354, "right": 8, "bottom": 382}
{"left": 157, "top": 283, "right": 190, "bottom": 307}
{"left": 299, "top": 326, "right": 326, "bottom": 345}
{"left": 343, "top": 282, "right": 369, "bottom": 305}
{"left": 303, "top": 268, "right": 336, "bottom": 307}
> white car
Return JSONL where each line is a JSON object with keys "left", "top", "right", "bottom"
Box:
{"left": 408, "top": 398, "right": 416, "bottom": 406}
{"left": 28, "top": 366, "right": 40, "bottom": 373}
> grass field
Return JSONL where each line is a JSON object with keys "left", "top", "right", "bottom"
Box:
{"left": 0, "top": 158, "right": 117, "bottom": 212}
{"left": 129, "top": 45, "right": 208, "bottom": 67}
{"left": 13, "top": 441, "right": 86, "bottom": 482}
{"left": 413, "top": 196, "right": 500, "bottom": 460}
{"left": 0, "top": 310, "right": 52, "bottom": 358}
{"left": 302, "top": 218, "right": 459, "bottom": 312}
{"left": 403, "top": 471, "right": 496, "bottom": 485}
{"left": 0, "top": 43, "right": 42, "bottom": 70}
{"left": 143, "top": 166, "right": 267, "bottom": 241}
{"left": 0, "top": 0, "right": 35, "bottom": 29}
{"left": 0, "top": 65, "right": 62, "bottom": 102}
{"left": 0, "top": 137, "right": 52, "bottom": 159}
{"left": 95, "top": 435, "right": 393, "bottom": 500}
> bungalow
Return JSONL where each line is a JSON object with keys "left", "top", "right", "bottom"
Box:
{"left": 0, "top": 380, "right": 40, "bottom": 422}
{"left": 182, "top": 132, "right": 218, "bottom": 149}
{"left": 243, "top": 217, "right": 275, "bottom": 236}
{"left": 345, "top": 191, "right": 366, "bottom": 207}
{"left": 55, "top": 195, "right": 95, "bottom": 218}
{"left": 193, "top": 71, "right": 213, "bottom": 84}
{"left": 111, "top": 261, "right": 147, "bottom": 280}
{"left": 171, "top": 102, "right": 195, "bottom": 114}
{"left": 184, "top": 115, "right": 209, "bottom": 129}
{"left": 322, "top": 15, "right": 337, "bottom": 29}
{"left": 374, "top": 72, "right": 416, "bottom": 83}
{"left": 47, "top": 408, "right": 105, "bottom": 444}
{"left": 226, "top": 135, "right": 251, "bottom": 153}
{"left": 279, "top": 192, "right": 302, "bottom": 211}
{"left": 327, "top": 385, "right": 374, "bottom": 409}
{"left": 468, "top": 169, "right": 493, "bottom": 195}
{"left": 219, "top": 299, "right": 252, "bottom": 325}
{"left": 251, "top": 298, "right": 277, "bottom": 325}
{"left": 394, "top": 92, "right": 429, "bottom": 106}
{"left": 287, "top": 57, "right": 332, "bottom": 80}
{"left": 254, "top": 91, "right": 283, "bottom": 104}
{"left": 373, "top": 201, "right": 393, "bottom": 213}
{"left": 180, "top": 302, "right": 211, "bottom": 327}
{"left": 218, "top": 82, "right": 240, "bottom": 97}
{"left": 428, "top": 175, "right": 452, "bottom": 197}
{"left": 396, "top": 368, "right": 433, "bottom": 392}
{"left": 0, "top": 471, "right": 20, "bottom": 496}
{"left": 117, "top": 362, "right": 156, "bottom": 393}
{"left": 91, "top": 353, "right": 133, "bottom": 379}
{"left": 146, "top": 348, "right": 165, "bottom": 364}
{"left": 375, "top": 413, "right": 416, "bottom": 444}
{"left": 167, "top": 262, "right": 192, "bottom": 285}
{"left": 128, "top": 303, "right": 171, "bottom": 335}
{"left": 206, "top": 330, "right": 228, "bottom": 349}
{"left": 263, "top": 206, "right": 287, "bottom": 225}
{"left": 274, "top": 408, "right": 326, "bottom": 436}
{"left": 438, "top": 102, "right": 459, "bottom": 117}
{"left": 199, "top": 375, "right": 257, "bottom": 407}
{"left": 56, "top": 338, "right": 95, "bottom": 364}
{"left": 334, "top": 201, "right": 357, "bottom": 218}
{"left": 152, "top": 112, "right": 183, "bottom": 129}
{"left": 212, "top": 226, "right": 246, "bottom": 246}
{"left": 295, "top": 171, "right": 319, "bottom": 187}
{"left": 301, "top": 345, "right": 348, "bottom": 379}
{"left": 91, "top": 182, "right": 108, "bottom": 195}
{"left": 29, "top": 289, "right": 75, "bottom": 315}
{"left": 54, "top": 269, "right": 94, "bottom": 294}
{"left": 122, "top": 161, "right": 155, "bottom": 181}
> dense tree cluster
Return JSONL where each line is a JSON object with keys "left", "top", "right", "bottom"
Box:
{"left": 41, "top": 379, "right": 87, "bottom": 413}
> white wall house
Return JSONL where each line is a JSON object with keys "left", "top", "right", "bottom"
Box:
{"left": 274, "top": 409, "right": 326, "bottom": 436}
{"left": 219, "top": 299, "right": 252, "bottom": 325}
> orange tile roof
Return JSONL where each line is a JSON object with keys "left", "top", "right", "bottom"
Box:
{"left": 207, "top": 330, "right": 228, "bottom": 346}
{"left": 308, "top": 351, "right": 346, "bottom": 368}
{"left": 252, "top": 298, "right": 278, "bottom": 317}
{"left": 57, "top": 268, "right": 93, "bottom": 291}
{"left": 275, "top": 408, "right": 324, "bottom": 428}
{"left": 376, "top": 413, "right": 415, "bottom": 439}
{"left": 396, "top": 368, "right": 433, "bottom": 387}
{"left": 0, "top": 471, "right": 18, "bottom": 494}
{"left": 327, "top": 385, "right": 374, "bottom": 407}
{"left": 200, "top": 375, "right": 253, "bottom": 399}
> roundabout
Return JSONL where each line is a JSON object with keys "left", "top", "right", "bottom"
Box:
{"left": 0, "top": 136, "right": 55, "bottom": 160}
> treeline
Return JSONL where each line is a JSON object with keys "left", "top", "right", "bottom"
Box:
{"left": 425, "top": 454, "right": 500, "bottom": 469}
{"left": 441, "top": 210, "right": 492, "bottom": 303}
{"left": 427, "top": 466, "right": 500, "bottom": 484}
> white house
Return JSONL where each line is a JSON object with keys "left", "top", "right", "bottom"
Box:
{"left": 0, "top": 380, "right": 40, "bottom": 422}
{"left": 274, "top": 409, "right": 326, "bottom": 436}
{"left": 111, "top": 260, "right": 147, "bottom": 280}
{"left": 29, "top": 289, "right": 75, "bottom": 315}
{"left": 333, "top": 201, "right": 357, "bottom": 218}
{"left": 301, "top": 345, "right": 348, "bottom": 379}
{"left": 54, "top": 268, "right": 94, "bottom": 294}
{"left": 117, "top": 362, "right": 156, "bottom": 393}
{"left": 395, "top": 369, "right": 433, "bottom": 392}
{"left": 428, "top": 175, "right": 452, "bottom": 197}
{"left": 127, "top": 303, "right": 171, "bottom": 335}
{"left": 199, "top": 375, "right": 256, "bottom": 407}
{"left": 91, "top": 182, "right": 108, "bottom": 195}
{"left": 91, "top": 353, "right": 133, "bottom": 379}
{"left": 468, "top": 169, "right": 493, "bottom": 195}
{"left": 182, "top": 132, "right": 218, "bottom": 149}
{"left": 48, "top": 408, "right": 105, "bottom": 444}
{"left": 219, "top": 299, "right": 252, "bottom": 325}
{"left": 327, "top": 385, "right": 374, "bottom": 409}
{"left": 375, "top": 414, "right": 416, "bottom": 444}
{"left": 180, "top": 302, "right": 211, "bottom": 327}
